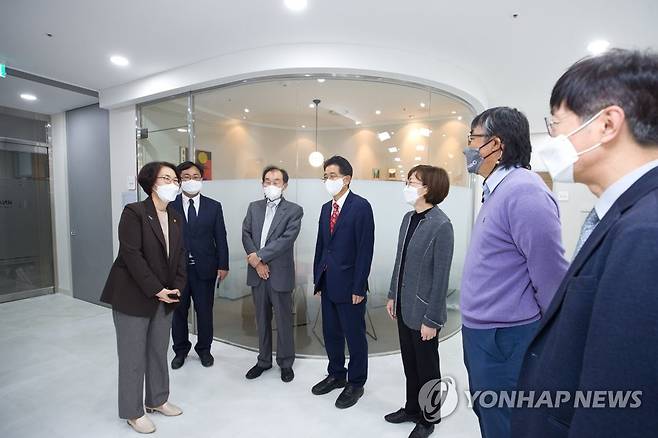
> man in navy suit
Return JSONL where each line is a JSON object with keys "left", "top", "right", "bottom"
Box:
{"left": 513, "top": 49, "right": 658, "bottom": 437}
{"left": 311, "top": 155, "right": 375, "bottom": 409}
{"left": 170, "top": 161, "right": 229, "bottom": 369}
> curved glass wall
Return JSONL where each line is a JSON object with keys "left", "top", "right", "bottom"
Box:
{"left": 137, "top": 75, "right": 475, "bottom": 355}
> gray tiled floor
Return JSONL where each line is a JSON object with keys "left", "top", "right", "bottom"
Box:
{"left": 0, "top": 294, "right": 481, "bottom": 438}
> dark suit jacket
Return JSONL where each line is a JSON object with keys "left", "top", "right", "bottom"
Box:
{"left": 512, "top": 167, "right": 658, "bottom": 438}
{"left": 171, "top": 194, "right": 229, "bottom": 280}
{"left": 313, "top": 191, "right": 375, "bottom": 303}
{"left": 101, "top": 197, "right": 187, "bottom": 317}
{"left": 242, "top": 197, "right": 304, "bottom": 292}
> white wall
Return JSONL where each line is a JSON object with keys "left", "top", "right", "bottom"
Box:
{"left": 531, "top": 132, "right": 597, "bottom": 259}
{"left": 51, "top": 112, "right": 72, "bottom": 296}
{"left": 109, "top": 106, "right": 138, "bottom": 256}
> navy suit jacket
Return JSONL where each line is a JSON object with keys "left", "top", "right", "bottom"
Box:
{"left": 313, "top": 191, "right": 375, "bottom": 303}
{"left": 512, "top": 167, "right": 658, "bottom": 438}
{"left": 172, "top": 194, "right": 229, "bottom": 280}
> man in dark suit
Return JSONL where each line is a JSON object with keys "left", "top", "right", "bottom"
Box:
{"left": 170, "top": 161, "right": 229, "bottom": 369}
{"left": 242, "top": 165, "right": 303, "bottom": 383}
{"left": 311, "top": 155, "right": 375, "bottom": 409}
{"left": 513, "top": 49, "right": 658, "bottom": 438}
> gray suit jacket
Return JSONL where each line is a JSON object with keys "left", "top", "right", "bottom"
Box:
{"left": 242, "top": 197, "right": 304, "bottom": 292}
{"left": 388, "top": 206, "right": 454, "bottom": 330}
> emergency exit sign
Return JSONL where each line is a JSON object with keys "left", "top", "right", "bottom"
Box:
{"left": 0, "top": 64, "right": 6, "bottom": 78}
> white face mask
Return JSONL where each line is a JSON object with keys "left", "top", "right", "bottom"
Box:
{"left": 154, "top": 183, "right": 180, "bottom": 203}
{"left": 181, "top": 179, "right": 202, "bottom": 195}
{"left": 403, "top": 185, "right": 422, "bottom": 206}
{"left": 263, "top": 185, "right": 283, "bottom": 201}
{"left": 325, "top": 178, "right": 345, "bottom": 197}
{"left": 537, "top": 109, "right": 605, "bottom": 183}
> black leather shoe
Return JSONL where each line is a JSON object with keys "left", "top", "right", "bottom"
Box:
{"left": 245, "top": 364, "right": 272, "bottom": 379}
{"left": 281, "top": 368, "right": 294, "bottom": 383}
{"left": 199, "top": 351, "right": 214, "bottom": 367}
{"left": 171, "top": 354, "right": 186, "bottom": 370}
{"left": 409, "top": 423, "right": 435, "bottom": 438}
{"left": 335, "top": 384, "right": 364, "bottom": 409}
{"left": 384, "top": 408, "right": 420, "bottom": 424}
{"left": 311, "top": 376, "right": 347, "bottom": 395}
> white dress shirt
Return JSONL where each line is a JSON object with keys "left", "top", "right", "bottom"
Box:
{"left": 332, "top": 189, "right": 351, "bottom": 212}
{"left": 260, "top": 197, "right": 282, "bottom": 249}
{"left": 595, "top": 158, "right": 658, "bottom": 220}
{"left": 182, "top": 193, "right": 201, "bottom": 221}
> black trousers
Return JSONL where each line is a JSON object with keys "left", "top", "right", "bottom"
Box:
{"left": 172, "top": 265, "right": 215, "bottom": 355}
{"left": 397, "top": 301, "right": 441, "bottom": 426}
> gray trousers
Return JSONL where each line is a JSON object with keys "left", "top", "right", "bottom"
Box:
{"left": 252, "top": 281, "right": 295, "bottom": 368}
{"left": 112, "top": 303, "right": 173, "bottom": 419}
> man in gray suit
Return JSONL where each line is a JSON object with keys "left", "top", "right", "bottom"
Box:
{"left": 242, "top": 165, "right": 304, "bottom": 382}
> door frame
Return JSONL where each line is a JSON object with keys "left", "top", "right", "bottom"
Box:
{"left": 0, "top": 136, "right": 56, "bottom": 303}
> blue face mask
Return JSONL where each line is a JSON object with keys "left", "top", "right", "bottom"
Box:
{"left": 463, "top": 138, "right": 496, "bottom": 175}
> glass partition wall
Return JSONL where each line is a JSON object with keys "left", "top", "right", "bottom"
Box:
{"left": 137, "top": 75, "right": 476, "bottom": 355}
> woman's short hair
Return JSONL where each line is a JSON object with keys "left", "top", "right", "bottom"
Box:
{"left": 138, "top": 161, "right": 180, "bottom": 196}
{"left": 408, "top": 165, "right": 450, "bottom": 205}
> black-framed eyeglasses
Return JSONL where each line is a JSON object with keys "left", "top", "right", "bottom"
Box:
{"left": 181, "top": 175, "right": 202, "bottom": 182}
{"left": 467, "top": 133, "right": 488, "bottom": 146}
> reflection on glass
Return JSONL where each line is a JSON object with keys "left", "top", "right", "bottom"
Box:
{"left": 0, "top": 145, "right": 54, "bottom": 298}
{"left": 138, "top": 76, "right": 475, "bottom": 355}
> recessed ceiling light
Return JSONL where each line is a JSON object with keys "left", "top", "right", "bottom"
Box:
{"left": 587, "top": 40, "right": 610, "bottom": 55}
{"left": 442, "top": 133, "right": 447, "bottom": 137}
{"left": 416, "top": 145, "right": 425, "bottom": 151}
{"left": 388, "top": 147, "right": 398, "bottom": 153}
{"left": 301, "top": 125, "right": 306, "bottom": 128}
{"left": 457, "top": 116, "right": 463, "bottom": 121}
{"left": 394, "top": 157, "right": 401, "bottom": 162}
{"left": 355, "top": 121, "right": 362, "bottom": 126}
{"left": 420, "top": 102, "right": 426, "bottom": 108}
{"left": 398, "top": 164, "right": 403, "bottom": 168}
{"left": 418, "top": 128, "right": 432, "bottom": 137}
{"left": 451, "top": 110, "right": 457, "bottom": 114}
{"left": 20, "top": 93, "right": 37, "bottom": 101}
{"left": 317, "top": 78, "right": 326, "bottom": 83}
{"left": 309, "top": 103, "right": 315, "bottom": 108}
{"left": 110, "top": 55, "right": 129, "bottom": 67}
{"left": 284, "top": 0, "right": 308, "bottom": 12}
{"left": 415, "top": 157, "right": 422, "bottom": 161}
{"left": 378, "top": 131, "right": 391, "bottom": 142}
{"left": 242, "top": 116, "right": 247, "bottom": 120}
{"left": 177, "top": 128, "right": 188, "bottom": 133}
{"left": 375, "top": 110, "right": 382, "bottom": 115}
{"left": 244, "top": 108, "right": 250, "bottom": 113}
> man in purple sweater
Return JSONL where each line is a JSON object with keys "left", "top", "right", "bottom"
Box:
{"left": 460, "top": 107, "right": 569, "bottom": 438}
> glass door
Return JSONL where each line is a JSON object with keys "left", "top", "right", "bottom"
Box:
{"left": 0, "top": 139, "right": 54, "bottom": 302}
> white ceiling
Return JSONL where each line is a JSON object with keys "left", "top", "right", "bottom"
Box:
{"left": 141, "top": 76, "right": 474, "bottom": 130}
{"left": 0, "top": 0, "right": 656, "bottom": 124}
{"left": 0, "top": 75, "right": 97, "bottom": 114}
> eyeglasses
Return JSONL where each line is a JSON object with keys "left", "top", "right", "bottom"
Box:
{"left": 467, "top": 133, "right": 489, "bottom": 145}
{"left": 181, "top": 175, "right": 202, "bottom": 182}
{"left": 544, "top": 116, "right": 561, "bottom": 137}
{"left": 321, "top": 175, "right": 343, "bottom": 182}
{"left": 157, "top": 175, "right": 180, "bottom": 185}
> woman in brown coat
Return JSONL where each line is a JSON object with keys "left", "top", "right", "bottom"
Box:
{"left": 101, "top": 161, "right": 187, "bottom": 434}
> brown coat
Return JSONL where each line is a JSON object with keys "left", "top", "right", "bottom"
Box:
{"left": 101, "top": 197, "right": 187, "bottom": 317}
